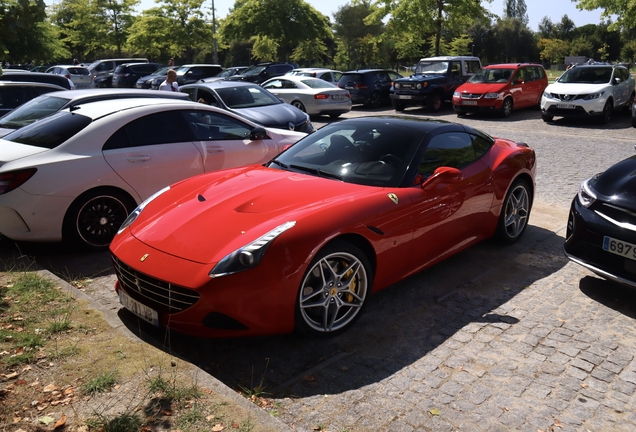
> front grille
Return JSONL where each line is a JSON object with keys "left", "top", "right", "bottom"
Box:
{"left": 400, "top": 83, "right": 416, "bottom": 89}
{"left": 461, "top": 93, "right": 483, "bottom": 99}
{"left": 112, "top": 255, "right": 200, "bottom": 314}
{"left": 597, "top": 203, "right": 636, "bottom": 233}
{"left": 548, "top": 93, "right": 586, "bottom": 101}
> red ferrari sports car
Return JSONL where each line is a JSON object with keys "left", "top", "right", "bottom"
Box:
{"left": 110, "top": 116, "right": 536, "bottom": 337}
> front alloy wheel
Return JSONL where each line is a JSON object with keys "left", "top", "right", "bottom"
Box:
{"left": 601, "top": 100, "right": 612, "bottom": 124}
{"left": 500, "top": 97, "right": 513, "bottom": 118}
{"left": 296, "top": 241, "right": 371, "bottom": 335}
{"left": 495, "top": 180, "right": 531, "bottom": 243}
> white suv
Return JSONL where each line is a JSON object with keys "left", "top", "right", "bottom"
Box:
{"left": 541, "top": 64, "right": 635, "bottom": 124}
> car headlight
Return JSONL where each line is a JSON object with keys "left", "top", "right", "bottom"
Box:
{"left": 577, "top": 177, "right": 597, "bottom": 208}
{"left": 416, "top": 83, "right": 422, "bottom": 89}
{"left": 453, "top": 91, "right": 460, "bottom": 97}
{"left": 209, "top": 221, "right": 296, "bottom": 278}
{"left": 394, "top": 83, "right": 400, "bottom": 89}
{"left": 584, "top": 92, "right": 604, "bottom": 100}
{"left": 484, "top": 92, "right": 499, "bottom": 99}
{"left": 543, "top": 92, "right": 554, "bottom": 99}
{"left": 116, "top": 186, "right": 170, "bottom": 235}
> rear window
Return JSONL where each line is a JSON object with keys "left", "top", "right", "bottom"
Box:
{"left": 3, "top": 111, "right": 91, "bottom": 149}
{"left": 338, "top": 74, "right": 363, "bottom": 85}
{"left": 68, "top": 68, "right": 90, "bottom": 75}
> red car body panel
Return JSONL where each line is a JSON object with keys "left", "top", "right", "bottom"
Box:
{"left": 110, "top": 134, "right": 535, "bottom": 338}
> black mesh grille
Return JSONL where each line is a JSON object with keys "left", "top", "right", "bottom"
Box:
{"left": 112, "top": 254, "right": 200, "bottom": 314}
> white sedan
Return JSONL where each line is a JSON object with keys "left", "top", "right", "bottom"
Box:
{"left": 0, "top": 98, "right": 306, "bottom": 248}
{"left": 261, "top": 76, "right": 352, "bottom": 118}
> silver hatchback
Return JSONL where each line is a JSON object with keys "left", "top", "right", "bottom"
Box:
{"left": 45, "top": 65, "right": 92, "bottom": 89}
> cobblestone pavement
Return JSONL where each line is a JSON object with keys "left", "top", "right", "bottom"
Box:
{"left": 3, "top": 107, "right": 636, "bottom": 431}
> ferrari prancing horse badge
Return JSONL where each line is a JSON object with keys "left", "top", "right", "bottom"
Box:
{"left": 388, "top": 193, "right": 398, "bottom": 205}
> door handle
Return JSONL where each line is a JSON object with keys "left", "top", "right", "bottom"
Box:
{"left": 206, "top": 146, "right": 224, "bottom": 153}
{"left": 127, "top": 156, "right": 150, "bottom": 163}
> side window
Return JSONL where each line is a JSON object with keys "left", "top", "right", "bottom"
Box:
{"left": 182, "top": 110, "right": 252, "bottom": 141}
{"left": 534, "top": 66, "right": 546, "bottom": 80}
{"left": 196, "top": 90, "right": 218, "bottom": 106}
{"left": 333, "top": 72, "right": 342, "bottom": 81}
{"left": 262, "top": 79, "right": 283, "bottom": 89}
{"left": 282, "top": 80, "right": 297, "bottom": 89}
{"left": 180, "top": 87, "right": 197, "bottom": 102}
{"left": 387, "top": 71, "right": 401, "bottom": 81}
{"left": 418, "top": 132, "right": 476, "bottom": 177}
{"left": 465, "top": 61, "right": 481, "bottom": 74}
{"left": 319, "top": 72, "right": 332, "bottom": 82}
{"left": 103, "top": 111, "right": 193, "bottom": 150}
{"left": 449, "top": 62, "right": 461, "bottom": 77}
{"left": 470, "top": 133, "right": 493, "bottom": 160}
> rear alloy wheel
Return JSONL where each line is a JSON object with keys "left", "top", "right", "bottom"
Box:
{"left": 296, "top": 241, "right": 372, "bottom": 336}
{"left": 427, "top": 92, "right": 442, "bottom": 112}
{"left": 64, "top": 189, "right": 136, "bottom": 249}
{"left": 495, "top": 179, "right": 531, "bottom": 243}
{"left": 291, "top": 100, "right": 306, "bottom": 112}
{"left": 600, "top": 99, "right": 612, "bottom": 124}
{"left": 500, "top": 97, "right": 513, "bottom": 118}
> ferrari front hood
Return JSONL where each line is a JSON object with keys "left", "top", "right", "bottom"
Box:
{"left": 129, "top": 166, "right": 376, "bottom": 263}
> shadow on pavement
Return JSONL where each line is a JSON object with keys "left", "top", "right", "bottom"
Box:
{"left": 578, "top": 275, "right": 636, "bottom": 320}
{"left": 110, "top": 221, "right": 570, "bottom": 400}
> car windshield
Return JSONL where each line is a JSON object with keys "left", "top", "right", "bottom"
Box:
{"left": 269, "top": 120, "right": 423, "bottom": 187}
{"left": 241, "top": 65, "right": 266, "bottom": 76}
{"left": 415, "top": 61, "right": 448, "bottom": 74}
{"left": 300, "top": 79, "right": 337, "bottom": 89}
{"left": 558, "top": 67, "right": 613, "bottom": 84}
{"left": 3, "top": 110, "right": 92, "bottom": 149}
{"left": 151, "top": 67, "right": 171, "bottom": 76}
{"left": 0, "top": 95, "right": 70, "bottom": 129}
{"left": 215, "top": 86, "right": 281, "bottom": 108}
{"left": 468, "top": 68, "right": 513, "bottom": 83}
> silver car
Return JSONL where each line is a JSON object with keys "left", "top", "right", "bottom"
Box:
{"left": 261, "top": 75, "right": 352, "bottom": 118}
{"left": 45, "top": 65, "right": 92, "bottom": 89}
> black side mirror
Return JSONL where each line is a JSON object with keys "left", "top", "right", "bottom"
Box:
{"left": 250, "top": 127, "right": 268, "bottom": 140}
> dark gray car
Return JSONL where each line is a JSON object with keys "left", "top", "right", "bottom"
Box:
{"left": 0, "top": 88, "right": 189, "bottom": 136}
{"left": 180, "top": 81, "right": 314, "bottom": 133}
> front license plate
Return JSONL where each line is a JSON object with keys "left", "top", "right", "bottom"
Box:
{"left": 119, "top": 289, "right": 159, "bottom": 326}
{"left": 556, "top": 103, "right": 576, "bottom": 109}
{"left": 603, "top": 236, "right": 636, "bottom": 262}
{"left": 398, "top": 95, "right": 414, "bottom": 99}
{"left": 462, "top": 100, "right": 478, "bottom": 105}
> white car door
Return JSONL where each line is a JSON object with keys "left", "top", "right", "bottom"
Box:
{"left": 181, "top": 110, "right": 280, "bottom": 172}
{"left": 102, "top": 110, "right": 204, "bottom": 200}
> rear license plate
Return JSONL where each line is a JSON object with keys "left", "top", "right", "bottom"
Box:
{"left": 119, "top": 289, "right": 159, "bottom": 326}
{"left": 398, "top": 95, "right": 414, "bottom": 99}
{"left": 462, "top": 100, "right": 478, "bottom": 105}
{"left": 603, "top": 236, "right": 636, "bottom": 262}
{"left": 331, "top": 94, "right": 344, "bottom": 100}
{"left": 556, "top": 103, "right": 576, "bottom": 109}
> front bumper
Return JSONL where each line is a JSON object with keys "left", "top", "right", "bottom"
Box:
{"left": 564, "top": 197, "right": 636, "bottom": 289}
{"left": 541, "top": 96, "right": 606, "bottom": 118}
{"left": 390, "top": 93, "right": 428, "bottom": 103}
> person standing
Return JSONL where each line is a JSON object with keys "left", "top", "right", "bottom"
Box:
{"left": 168, "top": 58, "right": 175, "bottom": 66}
{"left": 159, "top": 69, "right": 179, "bottom": 92}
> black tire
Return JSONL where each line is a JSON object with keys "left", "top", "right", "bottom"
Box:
{"left": 392, "top": 99, "right": 405, "bottom": 112}
{"left": 427, "top": 92, "right": 442, "bottom": 112}
{"left": 494, "top": 179, "right": 532, "bottom": 244}
{"left": 295, "top": 240, "right": 372, "bottom": 336}
{"left": 291, "top": 100, "right": 306, "bottom": 112}
{"left": 367, "top": 92, "right": 381, "bottom": 109}
{"left": 632, "top": 115, "right": 636, "bottom": 128}
{"left": 600, "top": 99, "right": 612, "bottom": 124}
{"left": 541, "top": 113, "right": 553, "bottom": 122}
{"left": 500, "top": 97, "right": 513, "bottom": 118}
{"left": 624, "top": 92, "right": 635, "bottom": 112}
{"left": 63, "top": 189, "right": 137, "bottom": 249}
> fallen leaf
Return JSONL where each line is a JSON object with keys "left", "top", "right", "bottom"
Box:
{"left": 63, "top": 387, "right": 74, "bottom": 395}
{"left": 430, "top": 408, "right": 440, "bottom": 416}
{"left": 580, "top": 383, "right": 588, "bottom": 388}
{"left": 163, "top": 410, "right": 172, "bottom": 416}
{"left": 37, "top": 403, "right": 49, "bottom": 411}
{"left": 54, "top": 413, "right": 66, "bottom": 429}
{"left": 553, "top": 420, "right": 563, "bottom": 429}
{"left": 212, "top": 424, "right": 225, "bottom": 431}
{"left": 39, "top": 416, "right": 55, "bottom": 425}
{"left": 12, "top": 417, "right": 21, "bottom": 423}
{"left": 43, "top": 384, "right": 58, "bottom": 393}
{"left": 557, "top": 318, "right": 565, "bottom": 322}
{"left": 4, "top": 372, "right": 19, "bottom": 379}
{"left": 232, "top": 421, "right": 239, "bottom": 428}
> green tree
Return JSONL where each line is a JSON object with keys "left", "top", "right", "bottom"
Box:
{"left": 555, "top": 15, "right": 576, "bottom": 41}
{"left": 50, "top": 0, "right": 104, "bottom": 60}
{"left": 504, "top": 0, "right": 528, "bottom": 24}
{"left": 575, "top": 0, "right": 636, "bottom": 31}
{"left": 94, "top": 0, "right": 139, "bottom": 56}
{"left": 538, "top": 38, "right": 569, "bottom": 64}
{"left": 372, "top": 0, "right": 490, "bottom": 57}
{"left": 333, "top": 0, "right": 386, "bottom": 69}
{"left": 0, "top": 0, "right": 48, "bottom": 61}
{"left": 221, "top": 0, "right": 331, "bottom": 62}
{"left": 448, "top": 33, "right": 472, "bottom": 55}
{"left": 491, "top": 17, "right": 537, "bottom": 62}
{"left": 537, "top": 16, "right": 555, "bottom": 38}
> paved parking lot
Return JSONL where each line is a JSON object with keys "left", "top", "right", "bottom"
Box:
{"left": 3, "top": 104, "right": 636, "bottom": 431}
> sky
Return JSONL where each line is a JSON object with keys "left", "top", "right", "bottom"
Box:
{"left": 135, "top": 0, "right": 607, "bottom": 32}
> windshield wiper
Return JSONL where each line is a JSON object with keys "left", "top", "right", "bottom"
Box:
{"left": 269, "top": 159, "right": 288, "bottom": 169}
{"left": 289, "top": 164, "right": 342, "bottom": 180}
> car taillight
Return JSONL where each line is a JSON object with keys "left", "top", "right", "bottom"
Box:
{"left": 314, "top": 93, "right": 329, "bottom": 99}
{"left": 355, "top": 83, "right": 367, "bottom": 89}
{"left": 65, "top": 74, "right": 71, "bottom": 79}
{"left": 0, "top": 168, "right": 37, "bottom": 195}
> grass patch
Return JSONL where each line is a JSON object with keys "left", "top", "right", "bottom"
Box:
{"left": 82, "top": 369, "right": 118, "bottom": 394}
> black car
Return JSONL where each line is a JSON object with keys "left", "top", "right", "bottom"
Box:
{"left": 0, "top": 71, "right": 73, "bottom": 90}
{"left": 149, "top": 64, "right": 223, "bottom": 89}
{"left": 564, "top": 149, "right": 636, "bottom": 289}
{"left": 199, "top": 66, "right": 248, "bottom": 83}
{"left": 226, "top": 62, "right": 297, "bottom": 84}
{"left": 135, "top": 66, "right": 173, "bottom": 89}
{"left": 112, "top": 62, "right": 163, "bottom": 88}
{"left": 336, "top": 69, "right": 403, "bottom": 108}
{"left": 0, "top": 81, "right": 67, "bottom": 115}
{"left": 179, "top": 81, "right": 314, "bottom": 133}
{"left": 91, "top": 73, "right": 113, "bottom": 88}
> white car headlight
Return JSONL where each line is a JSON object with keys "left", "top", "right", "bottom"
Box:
{"left": 416, "top": 83, "right": 422, "bottom": 89}
{"left": 209, "top": 221, "right": 296, "bottom": 278}
{"left": 577, "top": 178, "right": 597, "bottom": 208}
{"left": 117, "top": 186, "right": 171, "bottom": 235}
{"left": 453, "top": 91, "right": 460, "bottom": 97}
{"left": 543, "top": 92, "right": 555, "bottom": 99}
{"left": 484, "top": 93, "right": 499, "bottom": 99}
{"left": 584, "top": 92, "right": 604, "bottom": 100}
{"left": 394, "top": 83, "right": 400, "bottom": 89}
